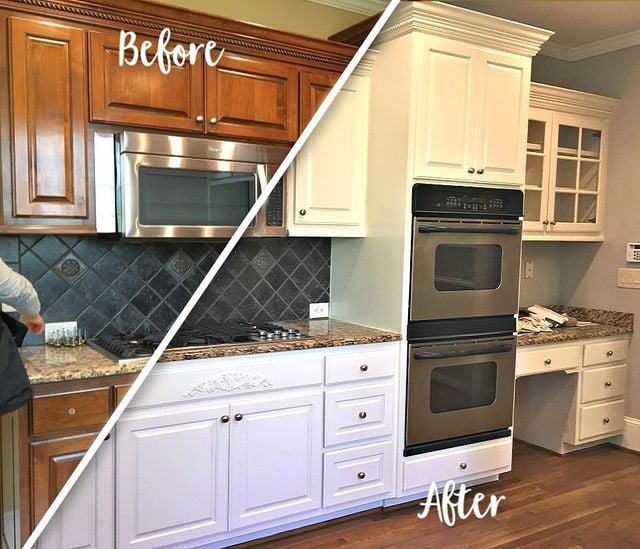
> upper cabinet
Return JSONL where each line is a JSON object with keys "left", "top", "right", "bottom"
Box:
{"left": 413, "top": 36, "right": 530, "bottom": 186}
{"left": 524, "top": 84, "right": 620, "bottom": 241}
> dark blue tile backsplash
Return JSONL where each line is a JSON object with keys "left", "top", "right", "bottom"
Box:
{"left": 0, "top": 236, "right": 330, "bottom": 344}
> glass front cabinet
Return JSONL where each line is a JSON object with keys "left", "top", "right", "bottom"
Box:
{"left": 524, "top": 84, "right": 620, "bottom": 241}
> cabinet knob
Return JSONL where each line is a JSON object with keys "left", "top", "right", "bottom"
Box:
{"left": 209, "top": 117, "right": 218, "bottom": 124}
{"left": 358, "top": 411, "right": 367, "bottom": 419}
{"left": 360, "top": 364, "right": 369, "bottom": 372}
{"left": 68, "top": 408, "right": 76, "bottom": 416}
{"left": 467, "top": 168, "right": 476, "bottom": 174}
{"left": 221, "top": 415, "right": 230, "bottom": 423}
{"left": 544, "top": 358, "right": 552, "bottom": 365}
{"left": 606, "top": 350, "right": 614, "bottom": 357}
{"left": 195, "top": 115, "right": 204, "bottom": 122}
{"left": 603, "top": 417, "right": 610, "bottom": 424}
{"left": 299, "top": 209, "right": 307, "bottom": 216}
{"left": 234, "top": 413, "right": 243, "bottom": 421}
{"left": 459, "top": 462, "right": 467, "bottom": 470}
{"left": 550, "top": 220, "right": 557, "bottom": 226}
{"left": 477, "top": 168, "right": 484, "bottom": 175}
{"left": 357, "top": 472, "right": 366, "bottom": 480}
{"left": 543, "top": 220, "right": 549, "bottom": 225}
{"left": 605, "top": 381, "right": 612, "bottom": 388}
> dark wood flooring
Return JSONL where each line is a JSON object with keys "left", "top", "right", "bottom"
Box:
{"left": 243, "top": 442, "right": 640, "bottom": 548}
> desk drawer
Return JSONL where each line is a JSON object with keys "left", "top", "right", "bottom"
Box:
{"left": 32, "top": 388, "right": 111, "bottom": 436}
{"left": 516, "top": 345, "right": 580, "bottom": 377}
{"left": 581, "top": 364, "right": 626, "bottom": 404}
{"left": 325, "top": 348, "right": 395, "bottom": 385}
{"left": 584, "top": 340, "right": 628, "bottom": 367}
{"left": 579, "top": 400, "right": 624, "bottom": 440}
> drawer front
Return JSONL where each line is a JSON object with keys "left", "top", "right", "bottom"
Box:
{"left": 581, "top": 365, "right": 626, "bottom": 404}
{"left": 325, "top": 347, "right": 395, "bottom": 385}
{"left": 403, "top": 437, "right": 512, "bottom": 492}
{"left": 323, "top": 440, "right": 393, "bottom": 507}
{"left": 325, "top": 382, "right": 394, "bottom": 446}
{"left": 516, "top": 345, "right": 581, "bottom": 377}
{"left": 31, "top": 389, "right": 111, "bottom": 436}
{"left": 584, "top": 339, "right": 628, "bottom": 367}
{"left": 579, "top": 400, "right": 625, "bottom": 440}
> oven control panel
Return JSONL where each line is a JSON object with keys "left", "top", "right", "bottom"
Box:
{"left": 412, "top": 184, "right": 523, "bottom": 218}
{"left": 440, "top": 195, "right": 505, "bottom": 212}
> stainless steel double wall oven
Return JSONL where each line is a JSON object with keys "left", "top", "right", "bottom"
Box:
{"left": 406, "top": 184, "right": 523, "bottom": 456}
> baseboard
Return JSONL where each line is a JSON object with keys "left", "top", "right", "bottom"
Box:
{"left": 615, "top": 416, "right": 640, "bottom": 452}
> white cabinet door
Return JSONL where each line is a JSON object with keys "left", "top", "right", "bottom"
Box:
{"left": 37, "top": 437, "right": 114, "bottom": 549}
{"left": 116, "top": 402, "right": 230, "bottom": 548}
{"left": 290, "top": 74, "right": 369, "bottom": 237}
{"left": 229, "top": 392, "right": 322, "bottom": 530}
{"left": 413, "top": 39, "right": 477, "bottom": 181}
{"left": 474, "top": 51, "right": 530, "bottom": 185}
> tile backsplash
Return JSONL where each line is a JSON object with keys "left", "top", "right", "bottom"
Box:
{"left": 0, "top": 235, "right": 330, "bottom": 344}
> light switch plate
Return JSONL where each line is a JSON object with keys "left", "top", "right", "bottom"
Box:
{"left": 524, "top": 260, "right": 534, "bottom": 280}
{"left": 45, "top": 321, "right": 78, "bottom": 342}
{"left": 617, "top": 268, "right": 640, "bottom": 289}
{"left": 309, "top": 302, "right": 329, "bottom": 319}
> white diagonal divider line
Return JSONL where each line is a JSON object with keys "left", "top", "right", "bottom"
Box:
{"left": 24, "top": 2, "right": 399, "bottom": 546}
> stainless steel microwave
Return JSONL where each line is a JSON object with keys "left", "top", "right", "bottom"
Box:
{"left": 95, "top": 131, "right": 289, "bottom": 238}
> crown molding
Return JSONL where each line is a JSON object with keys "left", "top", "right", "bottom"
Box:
{"left": 541, "top": 28, "right": 640, "bottom": 62}
{"left": 307, "top": 0, "right": 387, "bottom": 16}
{"left": 530, "top": 82, "right": 620, "bottom": 118}
{"left": 374, "top": 1, "right": 553, "bottom": 58}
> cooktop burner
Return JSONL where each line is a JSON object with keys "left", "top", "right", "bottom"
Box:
{"left": 90, "top": 320, "right": 307, "bottom": 360}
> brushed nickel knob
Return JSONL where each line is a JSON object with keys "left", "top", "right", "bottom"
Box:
{"left": 299, "top": 209, "right": 307, "bottom": 216}
{"left": 607, "top": 350, "right": 614, "bottom": 357}
{"left": 459, "top": 463, "right": 467, "bottom": 470}
{"left": 234, "top": 413, "right": 243, "bottom": 421}
{"left": 209, "top": 117, "right": 218, "bottom": 124}
{"left": 550, "top": 220, "right": 557, "bottom": 226}
{"left": 195, "top": 115, "right": 204, "bottom": 122}
{"left": 68, "top": 408, "right": 76, "bottom": 416}
{"left": 221, "top": 415, "right": 230, "bottom": 423}
{"left": 543, "top": 220, "right": 549, "bottom": 225}
{"left": 468, "top": 168, "right": 476, "bottom": 174}
{"left": 605, "top": 381, "right": 612, "bottom": 387}
{"left": 358, "top": 411, "right": 367, "bottom": 419}
{"left": 360, "top": 364, "right": 369, "bottom": 372}
{"left": 477, "top": 168, "right": 485, "bottom": 175}
{"left": 544, "top": 358, "right": 552, "bottom": 365}
{"left": 357, "top": 472, "right": 366, "bottom": 479}
{"left": 603, "top": 417, "right": 610, "bottom": 424}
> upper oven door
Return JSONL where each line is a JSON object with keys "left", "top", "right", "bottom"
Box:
{"left": 120, "top": 153, "right": 271, "bottom": 239}
{"left": 410, "top": 218, "right": 522, "bottom": 321}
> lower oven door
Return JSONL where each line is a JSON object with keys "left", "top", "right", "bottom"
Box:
{"left": 406, "top": 337, "right": 516, "bottom": 449}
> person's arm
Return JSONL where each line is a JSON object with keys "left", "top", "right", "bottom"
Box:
{"left": 0, "top": 258, "right": 44, "bottom": 334}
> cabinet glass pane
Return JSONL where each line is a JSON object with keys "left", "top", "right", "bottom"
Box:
{"left": 558, "top": 125, "right": 579, "bottom": 157}
{"left": 527, "top": 120, "right": 545, "bottom": 151}
{"left": 526, "top": 155, "right": 543, "bottom": 187}
{"left": 555, "top": 193, "right": 575, "bottom": 223}
{"left": 579, "top": 161, "right": 600, "bottom": 191}
{"left": 524, "top": 189, "right": 542, "bottom": 222}
{"left": 578, "top": 194, "right": 598, "bottom": 224}
{"left": 581, "top": 128, "right": 601, "bottom": 159}
{"left": 556, "top": 158, "right": 578, "bottom": 189}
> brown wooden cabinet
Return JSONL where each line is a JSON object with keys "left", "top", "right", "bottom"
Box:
{"left": 299, "top": 70, "right": 340, "bottom": 129}
{"left": 8, "top": 18, "right": 89, "bottom": 220}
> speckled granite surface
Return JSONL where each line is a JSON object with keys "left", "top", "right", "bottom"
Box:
{"left": 518, "top": 306, "right": 634, "bottom": 346}
{"left": 21, "top": 320, "right": 401, "bottom": 384}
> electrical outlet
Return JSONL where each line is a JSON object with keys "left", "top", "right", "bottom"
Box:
{"left": 45, "top": 321, "right": 78, "bottom": 342}
{"left": 309, "top": 302, "right": 329, "bottom": 319}
{"left": 524, "top": 260, "right": 534, "bottom": 280}
{"left": 618, "top": 268, "right": 640, "bottom": 289}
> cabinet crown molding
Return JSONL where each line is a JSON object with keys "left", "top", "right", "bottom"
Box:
{"left": 530, "top": 83, "right": 620, "bottom": 119}
{"left": 374, "top": 1, "right": 553, "bottom": 58}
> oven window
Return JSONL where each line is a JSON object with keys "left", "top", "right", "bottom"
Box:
{"left": 430, "top": 361, "right": 497, "bottom": 413}
{"left": 434, "top": 244, "right": 502, "bottom": 291}
{"left": 138, "top": 167, "right": 256, "bottom": 226}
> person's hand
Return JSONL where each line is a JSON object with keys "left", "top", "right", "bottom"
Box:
{"left": 19, "top": 314, "right": 45, "bottom": 335}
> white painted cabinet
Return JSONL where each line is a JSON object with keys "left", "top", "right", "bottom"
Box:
{"left": 413, "top": 36, "right": 530, "bottom": 186}
{"left": 289, "top": 70, "right": 371, "bottom": 237}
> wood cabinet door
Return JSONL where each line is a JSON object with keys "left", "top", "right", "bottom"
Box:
{"left": 413, "top": 38, "right": 477, "bottom": 181}
{"left": 474, "top": 51, "right": 530, "bottom": 186}
{"left": 9, "top": 18, "right": 88, "bottom": 218}
{"left": 206, "top": 53, "right": 299, "bottom": 142}
{"left": 37, "top": 436, "right": 114, "bottom": 549}
{"left": 116, "top": 403, "right": 229, "bottom": 548}
{"left": 299, "top": 69, "right": 338, "bottom": 130}
{"left": 88, "top": 31, "right": 205, "bottom": 132}
{"left": 229, "top": 391, "right": 322, "bottom": 530}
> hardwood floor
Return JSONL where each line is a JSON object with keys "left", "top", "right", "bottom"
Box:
{"left": 243, "top": 442, "right": 640, "bottom": 548}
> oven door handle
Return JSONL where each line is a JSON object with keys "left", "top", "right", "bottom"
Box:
{"left": 413, "top": 343, "right": 514, "bottom": 360}
{"left": 417, "top": 224, "right": 520, "bottom": 235}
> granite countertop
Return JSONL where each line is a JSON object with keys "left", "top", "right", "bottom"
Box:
{"left": 21, "top": 319, "right": 401, "bottom": 385}
{"left": 517, "top": 306, "right": 634, "bottom": 347}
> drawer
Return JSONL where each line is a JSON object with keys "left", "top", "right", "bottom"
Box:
{"left": 31, "top": 388, "right": 111, "bottom": 436}
{"left": 579, "top": 400, "right": 625, "bottom": 440}
{"left": 324, "top": 382, "right": 394, "bottom": 446}
{"left": 584, "top": 339, "right": 628, "bottom": 367}
{"left": 581, "top": 364, "right": 626, "bottom": 404}
{"left": 403, "top": 437, "right": 512, "bottom": 492}
{"left": 325, "top": 347, "right": 395, "bottom": 385}
{"left": 516, "top": 344, "right": 580, "bottom": 377}
{"left": 323, "top": 440, "right": 393, "bottom": 507}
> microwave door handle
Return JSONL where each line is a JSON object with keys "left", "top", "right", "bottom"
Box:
{"left": 417, "top": 225, "right": 520, "bottom": 235}
{"left": 413, "top": 343, "right": 514, "bottom": 360}
{"left": 256, "top": 164, "right": 268, "bottom": 195}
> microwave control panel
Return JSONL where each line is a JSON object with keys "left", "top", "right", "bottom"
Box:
{"left": 266, "top": 181, "right": 284, "bottom": 226}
